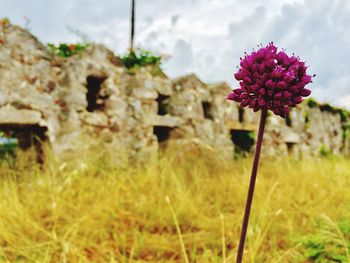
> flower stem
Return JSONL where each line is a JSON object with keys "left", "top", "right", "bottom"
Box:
{"left": 236, "top": 109, "right": 268, "bottom": 263}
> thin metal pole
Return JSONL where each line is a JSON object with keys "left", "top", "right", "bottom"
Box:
{"left": 130, "top": 0, "right": 135, "bottom": 52}
{"left": 236, "top": 109, "right": 268, "bottom": 263}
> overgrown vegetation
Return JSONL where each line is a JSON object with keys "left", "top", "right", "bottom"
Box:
{"left": 303, "top": 109, "right": 310, "bottom": 125}
{"left": 319, "top": 144, "right": 333, "bottom": 157}
{"left": 0, "top": 144, "right": 349, "bottom": 262}
{"left": 306, "top": 98, "right": 319, "bottom": 108}
{"left": 319, "top": 103, "right": 336, "bottom": 113}
{"left": 302, "top": 216, "right": 350, "bottom": 262}
{"left": 47, "top": 43, "right": 89, "bottom": 57}
{"left": 340, "top": 109, "right": 350, "bottom": 123}
{"left": 120, "top": 49, "right": 162, "bottom": 70}
{"left": 339, "top": 109, "right": 350, "bottom": 142}
{"left": 0, "top": 132, "right": 18, "bottom": 158}
{"left": 318, "top": 103, "right": 350, "bottom": 125}
{"left": 305, "top": 98, "right": 350, "bottom": 141}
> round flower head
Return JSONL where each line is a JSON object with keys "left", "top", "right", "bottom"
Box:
{"left": 227, "top": 43, "right": 314, "bottom": 118}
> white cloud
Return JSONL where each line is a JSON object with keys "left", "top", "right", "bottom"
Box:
{"left": 164, "top": 39, "right": 194, "bottom": 77}
{"left": 0, "top": 0, "right": 350, "bottom": 108}
{"left": 171, "top": 15, "right": 180, "bottom": 27}
{"left": 337, "top": 96, "right": 350, "bottom": 110}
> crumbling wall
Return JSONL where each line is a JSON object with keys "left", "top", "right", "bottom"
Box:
{"left": 1, "top": 21, "right": 349, "bottom": 162}
{"left": 124, "top": 66, "right": 178, "bottom": 161}
{"left": 345, "top": 135, "right": 350, "bottom": 156}
{"left": 54, "top": 44, "right": 130, "bottom": 157}
{"left": 262, "top": 105, "right": 348, "bottom": 158}
{"left": 0, "top": 21, "right": 60, "bottom": 155}
{"left": 167, "top": 75, "right": 225, "bottom": 157}
{"left": 305, "top": 107, "right": 344, "bottom": 155}
{"left": 208, "top": 83, "right": 239, "bottom": 158}
{"left": 170, "top": 74, "right": 212, "bottom": 138}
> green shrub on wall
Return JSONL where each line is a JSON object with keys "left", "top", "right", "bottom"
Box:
{"left": 120, "top": 49, "right": 162, "bottom": 70}
{"left": 47, "top": 43, "right": 89, "bottom": 57}
{"left": 340, "top": 109, "right": 350, "bottom": 123}
{"left": 319, "top": 103, "right": 338, "bottom": 113}
{"left": 306, "top": 98, "right": 318, "bottom": 108}
{"left": 343, "top": 122, "right": 350, "bottom": 141}
{"left": 319, "top": 145, "right": 332, "bottom": 157}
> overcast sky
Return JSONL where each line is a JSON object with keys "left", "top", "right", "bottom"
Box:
{"left": 1, "top": 0, "right": 350, "bottom": 108}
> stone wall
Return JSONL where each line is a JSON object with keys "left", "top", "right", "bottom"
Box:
{"left": 0, "top": 21, "right": 61, "bottom": 154}
{"left": 1, "top": 21, "right": 349, "bottom": 161}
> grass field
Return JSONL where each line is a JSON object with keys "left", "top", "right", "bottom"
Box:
{"left": 0, "top": 146, "right": 349, "bottom": 262}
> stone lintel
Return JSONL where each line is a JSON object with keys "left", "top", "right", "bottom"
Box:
{"left": 226, "top": 120, "right": 257, "bottom": 131}
{"left": 147, "top": 115, "right": 184, "bottom": 127}
{"left": 283, "top": 132, "right": 300, "bottom": 143}
{"left": 0, "top": 107, "right": 42, "bottom": 126}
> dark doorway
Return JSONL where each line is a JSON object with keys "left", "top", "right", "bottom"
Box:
{"left": 86, "top": 75, "right": 107, "bottom": 112}
{"left": 156, "top": 94, "right": 170, "bottom": 116}
{"left": 285, "top": 115, "right": 292, "bottom": 127}
{"left": 238, "top": 108, "right": 245, "bottom": 123}
{"left": 286, "top": 142, "right": 295, "bottom": 155}
{"left": 153, "top": 126, "right": 173, "bottom": 144}
{"left": 202, "top": 101, "right": 213, "bottom": 120}
{"left": 0, "top": 124, "right": 48, "bottom": 163}
{"left": 230, "top": 129, "right": 255, "bottom": 157}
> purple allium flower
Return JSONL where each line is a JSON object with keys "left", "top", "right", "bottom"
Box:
{"left": 227, "top": 43, "right": 314, "bottom": 118}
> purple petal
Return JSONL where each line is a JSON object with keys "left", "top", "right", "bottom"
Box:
{"left": 301, "top": 88, "right": 312, "bottom": 97}
{"left": 274, "top": 92, "right": 282, "bottom": 99}
{"left": 258, "top": 98, "right": 266, "bottom": 106}
{"left": 276, "top": 81, "right": 287, "bottom": 89}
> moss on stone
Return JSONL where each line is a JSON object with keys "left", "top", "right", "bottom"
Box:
{"left": 306, "top": 98, "right": 318, "bottom": 108}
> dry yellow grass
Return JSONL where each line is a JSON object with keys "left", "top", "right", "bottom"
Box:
{"left": 0, "top": 145, "right": 349, "bottom": 262}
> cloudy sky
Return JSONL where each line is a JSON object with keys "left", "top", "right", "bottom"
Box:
{"left": 1, "top": 0, "right": 350, "bottom": 108}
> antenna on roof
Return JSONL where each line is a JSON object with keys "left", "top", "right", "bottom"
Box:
{"left": 130, "top": 0, "right": 136, "bottom": 52}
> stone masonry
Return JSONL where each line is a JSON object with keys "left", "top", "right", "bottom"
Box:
{"left": 0, "top": 21, "right": 349, "bottom": 162}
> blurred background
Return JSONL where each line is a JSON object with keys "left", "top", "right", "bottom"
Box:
{"left": 1, "top": 0, "right": 350, "bottom": 109}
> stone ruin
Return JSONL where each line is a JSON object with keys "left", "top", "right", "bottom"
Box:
{"left": 0, "top": 21, "right": 349, "bottom": 162}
